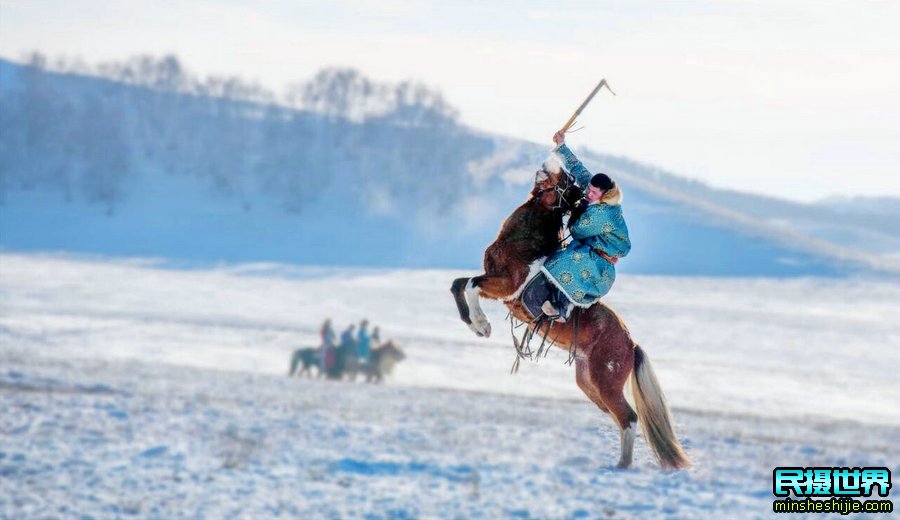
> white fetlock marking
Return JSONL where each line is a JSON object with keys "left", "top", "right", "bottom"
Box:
{"left": 465, "top": 279, "right": 491, "bottom": 337}
{"left": 618, "top": 425, "right": 635, "bottom": 468}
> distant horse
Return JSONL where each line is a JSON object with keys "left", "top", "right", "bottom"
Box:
{"left": 288, "top": 347, "right": 321, "bottom": 377}
{"left": 329, "top": 342, "right": 358, "bottom": 380}
{"left": 288, "top": 344, "right": 356, "bottom": 380}
{"left": 450, "top": 162, "right": 691, "bottom": 469}
{"left": 289, "top": 341, "right": 405, "bottom": 383}
{"left": 359, "top": 340, "right": 406, "bottom": 383}
{"left": 289, "top": 344, "right": 346, "bottom": 379}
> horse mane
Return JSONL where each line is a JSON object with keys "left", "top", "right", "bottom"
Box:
{"left": 504, "top": 199, "right": 568, "bottom": 259}
{"left": 376, "top": 339, "right": 400, "bottom": 354}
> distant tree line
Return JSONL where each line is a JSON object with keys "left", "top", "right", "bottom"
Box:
{"left": 0, "top": 52, "right": 493, "bottom": 214}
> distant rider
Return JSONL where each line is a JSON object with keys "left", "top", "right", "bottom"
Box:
{"left": 340, "top": 324, "right": 356, "bottom": 350}
{"left": 356, "top": 320, "right": 371, "bottom": 364}
{"left": 334, "top": 323, "right": 356, "bottom": 371}
{"left": 318, "top": 318, "right": 336, "bottom": 371}
{"left": 371, "top": 326, "right": 381, "bottom": 345}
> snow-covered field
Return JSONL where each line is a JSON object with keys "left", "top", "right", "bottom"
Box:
{"left": 1, "top": 252, "right": 898, "bottom": 518}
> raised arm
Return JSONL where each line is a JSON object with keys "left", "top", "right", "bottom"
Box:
{"left": 552, "top": 132, "right": 592, "bottom": 188}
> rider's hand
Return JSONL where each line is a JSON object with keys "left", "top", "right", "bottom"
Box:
{"left": 553, "top": 131, "right": 565, "bottom": 146}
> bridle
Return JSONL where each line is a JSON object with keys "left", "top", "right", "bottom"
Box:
{"left": 533, "top": 169, "right": 578, "bottom": 211}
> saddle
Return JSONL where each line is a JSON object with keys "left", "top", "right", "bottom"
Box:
{"left": 519, "top": 272, "right": 571, "bottom": 321}
{"left": 508, "top": 270, "right": 583, "bottom": 370}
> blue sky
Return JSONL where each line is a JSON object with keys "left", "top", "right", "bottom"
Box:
{"left": 2, "top": 0, "right": 899, "bottom": 202}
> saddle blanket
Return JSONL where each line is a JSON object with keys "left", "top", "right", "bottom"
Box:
{"left": 503, "top": 258, "right": 552, "bottom": 321}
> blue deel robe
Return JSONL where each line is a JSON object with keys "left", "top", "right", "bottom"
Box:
{"left": 321, "top": 326, "right": 336, "bottom": 347}
{"left": 319, "top": 325, "right": 336, "bottom": 364}
{"left": 356, "top": 328, "right": 371, "bottom": 360}
{"left": 540, "top": 144, "right": 631, "bottom": 307}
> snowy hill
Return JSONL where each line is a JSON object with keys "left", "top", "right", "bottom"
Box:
{"left": 1, "top": 56, "right": 898, "bottom": 276}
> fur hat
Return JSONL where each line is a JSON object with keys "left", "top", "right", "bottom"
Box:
{"left": 597, "top": 184, "right": 622, "bottom": 206}
{"left": 590, "top": 173, "right": 614, "bottom": 191}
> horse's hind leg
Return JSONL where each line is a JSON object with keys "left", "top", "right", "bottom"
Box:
{"left": 575, "top": 359, "right": 623, "bottom": 464}
{"left": 607, "top": 393, "right": 638, "bottom": 468}
{"left": 577, "top": 355, "right": 638, "bottom": 468}
{"left": 575, "top": 359, "right": 610, "bottom": 414}
{"left": 590, "top": 354, "right": 638, "bottom": 468}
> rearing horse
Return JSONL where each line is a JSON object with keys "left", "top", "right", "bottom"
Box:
{"left": 450, "top": 161, "right": 691, "bottom": 469}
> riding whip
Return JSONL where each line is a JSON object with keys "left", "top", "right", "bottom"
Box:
{"left": 559, "top": 79, "right": 616, "bottom": 134}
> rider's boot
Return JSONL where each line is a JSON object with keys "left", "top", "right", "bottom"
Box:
{"left": 541, "top": 300, "right": 574, "bottom": 322}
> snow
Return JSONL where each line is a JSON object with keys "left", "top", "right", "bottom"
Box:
{"left": 1, "top": 252, "right": 898, "bottom": 518}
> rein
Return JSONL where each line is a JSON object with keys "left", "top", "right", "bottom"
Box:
{"left": 507, "top": 307, "right": 580, "bottom": 373}
{"left": 533, "top": 170, "right": 577, "bottom": 212}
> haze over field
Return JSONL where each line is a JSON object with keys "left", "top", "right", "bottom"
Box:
{"left": 2, "top": 58, "right": 898, "bottom": 276}
{"left": 2, "top": 1, "right": 899, "bottom": 202}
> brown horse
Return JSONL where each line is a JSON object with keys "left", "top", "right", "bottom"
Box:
{"left": 450, "top": 161, "right": 691, "bottom": 469}
{"left": 359, "top": 340, "right": 406, "bottom": 383}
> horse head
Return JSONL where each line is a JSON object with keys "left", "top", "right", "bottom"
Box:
{"left": 532, "top": 164, "right": 583, "bottom": 212}
{"left": 380, "top": 340, "right": 406, "bottom": 362}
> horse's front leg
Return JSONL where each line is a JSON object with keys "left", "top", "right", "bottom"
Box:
{"left": 451, "top": 274, "right": 492, "bottom": 337}
{"left": 451, "top": 277, "right": 473, "bottom": 326}
{"left": 467, "top": 274, "right": 524, "bottom": 338}
{"left": 451, "top": 275, "right": 491, "bottom": 337}
{"left": 471, "top": 274, "right": 520, "bottom": 300}
{"left": 451, "top": 272, "right": 521, "bottom": 338}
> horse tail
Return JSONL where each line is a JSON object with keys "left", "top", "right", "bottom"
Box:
{"left": 630, "top": 346, "right": 691, "bottom": 469}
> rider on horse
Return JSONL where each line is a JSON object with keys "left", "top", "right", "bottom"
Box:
{"left": 539, "top": 131, "right": 631, "bottom": 321}
{"left": 319, "top": 318, "right": 336, "bottom": 371}
{"left": 356, "top": 319, "right": 372, "bottom": 363}
{"left": 448, "top": 125, "right": 690, "bottom": 469}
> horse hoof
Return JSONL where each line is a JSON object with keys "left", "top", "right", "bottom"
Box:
{"left": 468, "top": 319, "right": 491, "bottom": 338}
{"left": 476, "top": 318, "right": 491, "bottom": 338}
{"left": 467, "top": 322, "right": 484, "bottom": 337}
